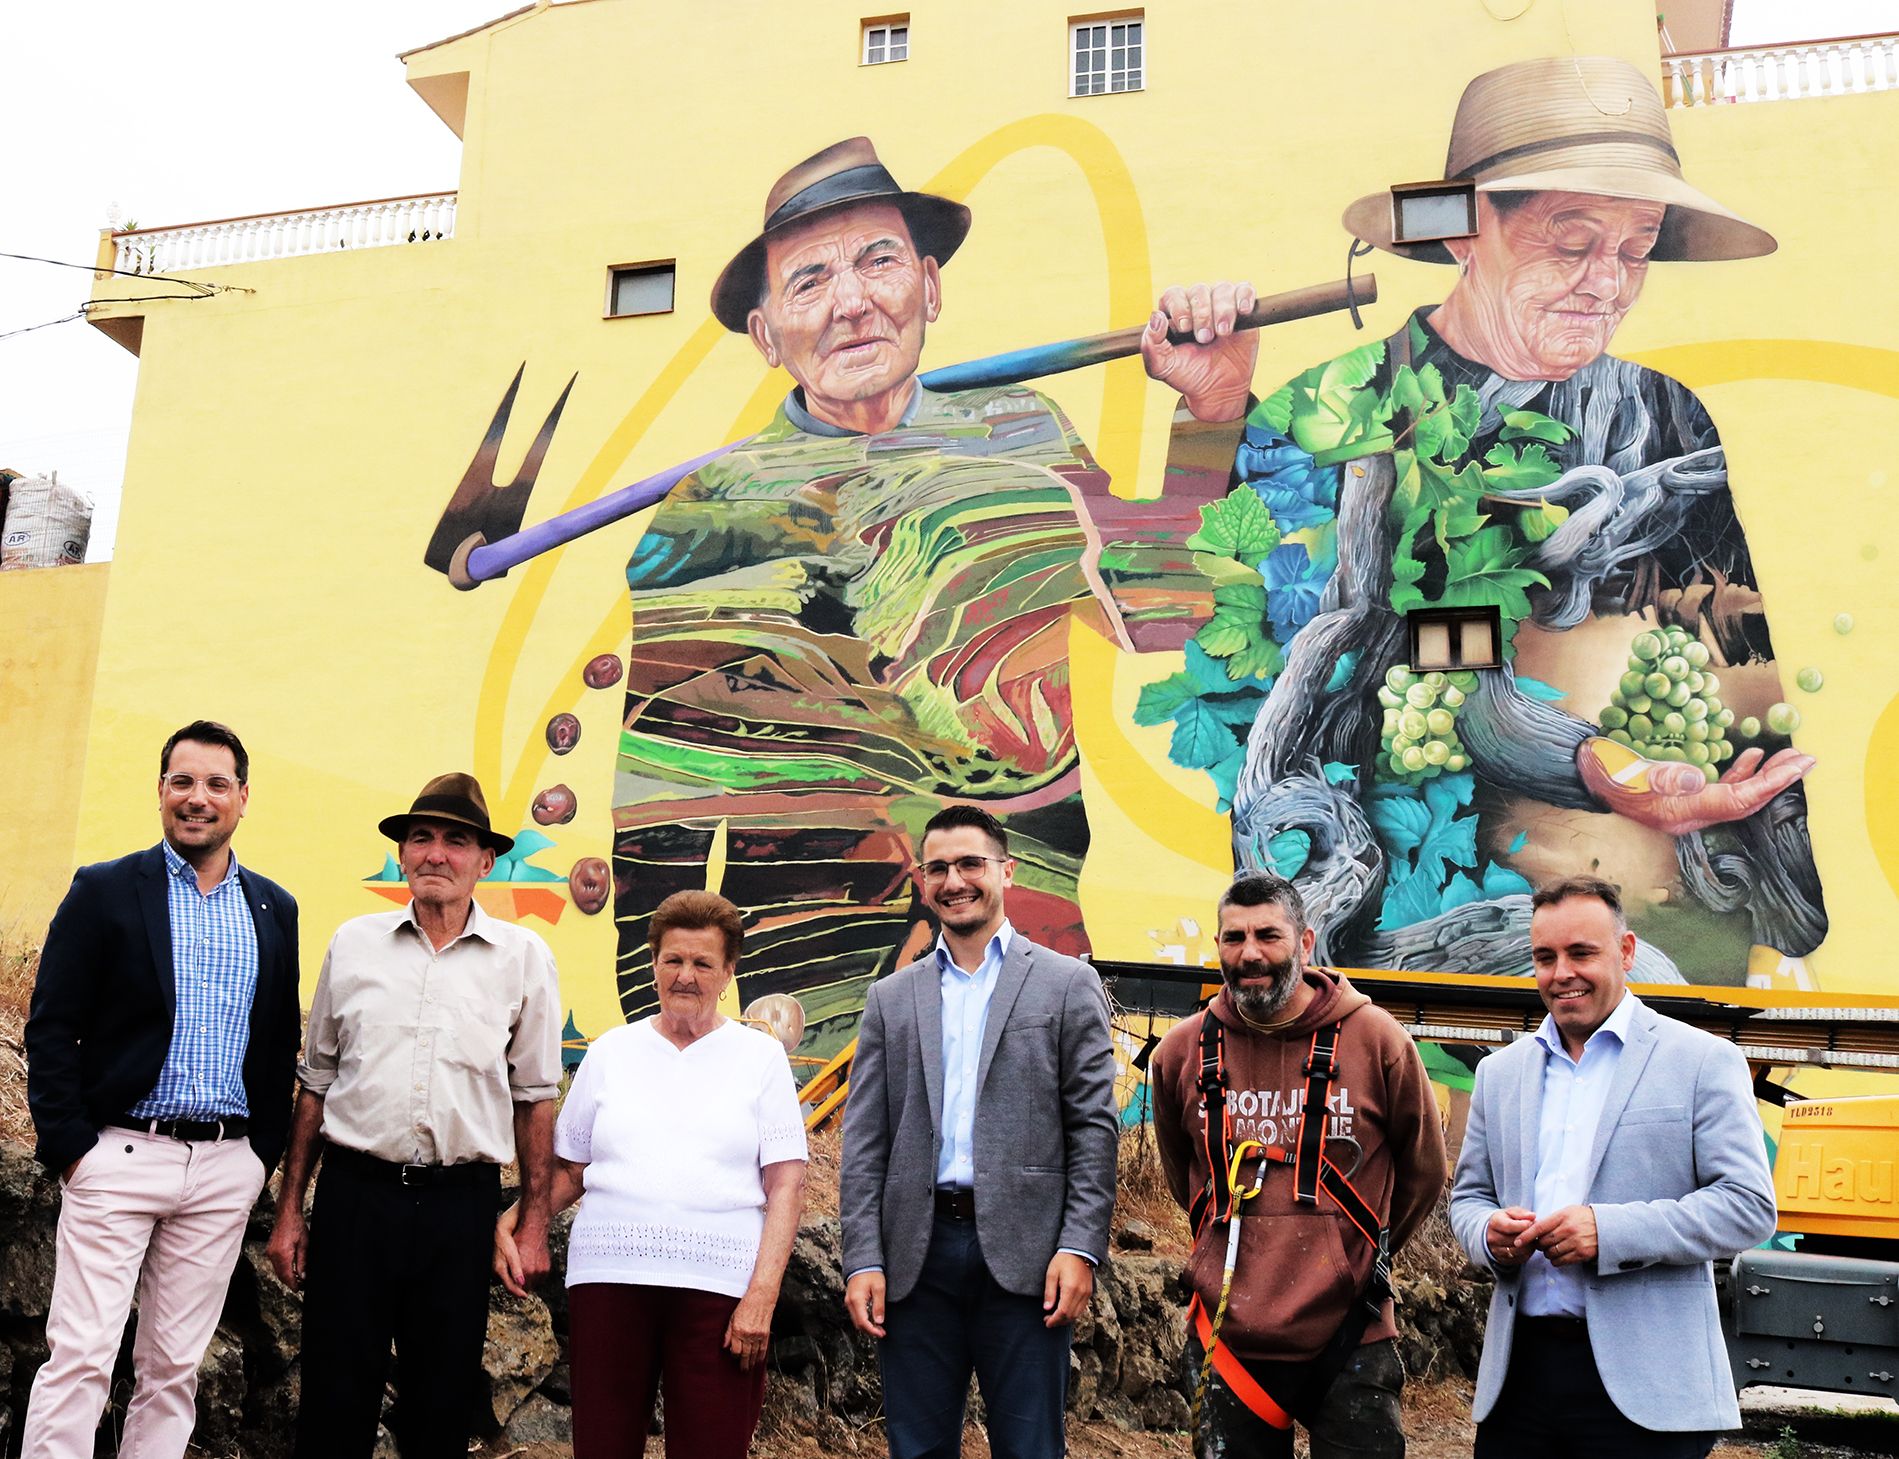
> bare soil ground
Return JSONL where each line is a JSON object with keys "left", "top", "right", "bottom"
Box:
{"left": 0, "top": 927, "right": 36, "bottom": 1147}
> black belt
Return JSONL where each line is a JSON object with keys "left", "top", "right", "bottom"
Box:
{"left": 1518, "top": 1315, "right": 1590, "bottom": 1339}
{"left": 110, "top": 1115, "right": 249, "bottom": 1142}
{"left": 934, "top": 1187, "right": 976, "bottom": 1221}
{"left": 321, "top": 1142, "right": 498, "bottom": 1189}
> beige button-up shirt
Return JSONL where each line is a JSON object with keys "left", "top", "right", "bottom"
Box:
{"left": 298, "top": 900, "right": 561, "bottom": 1165}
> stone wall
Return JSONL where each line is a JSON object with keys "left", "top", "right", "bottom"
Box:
{"left": 0, "top": 1145, "right": 1489, "bottom": 1455}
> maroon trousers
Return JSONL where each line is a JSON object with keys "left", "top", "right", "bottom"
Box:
{"left": 568, "top": 1282, "right": 768, "bottom": 1458}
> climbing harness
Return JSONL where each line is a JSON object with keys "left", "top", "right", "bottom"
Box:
{"left": 1185, "top": 1009, "right": 1395, "bottom": 1444}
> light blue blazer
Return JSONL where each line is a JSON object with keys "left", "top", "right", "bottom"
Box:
{"left": 1449, "top": 996, "right": 1777, "bottom": 1432}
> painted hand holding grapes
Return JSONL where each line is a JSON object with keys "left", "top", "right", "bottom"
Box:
{"left": 1578, "top": 740, "right": 1815, "bottom": 836}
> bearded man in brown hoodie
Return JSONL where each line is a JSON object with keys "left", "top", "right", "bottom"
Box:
{"left": 1153, "top": 872, "right": 1446, "bottom": 1458}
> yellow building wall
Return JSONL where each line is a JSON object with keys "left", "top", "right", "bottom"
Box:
{"left": 0, "top": 564, "right": 109, "bottom": 932}
{"left": 71, "top": 0, "right": 1899, "bottom": 1045}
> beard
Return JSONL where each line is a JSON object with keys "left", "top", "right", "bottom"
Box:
{"left": 1223, "top": 954, "right": 1302, "bottom": 1024}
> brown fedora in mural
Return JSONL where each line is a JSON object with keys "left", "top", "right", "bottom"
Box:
{"left": 1343, "top": 55, "right": 1777, "bottom": 263}
{"left": 710, "top": 136, "right": 971, "bottom": 331}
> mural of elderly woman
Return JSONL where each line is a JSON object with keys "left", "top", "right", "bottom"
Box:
{"left": 1142, "top": 56, "right": 1824, "bottom": 984}
{"left": 494, "top": 890, "right": 808, "bottom": 1457}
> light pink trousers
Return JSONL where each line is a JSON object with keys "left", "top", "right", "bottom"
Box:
{"left": 22, "top": 1130, "right": 267, "bottom": 1459}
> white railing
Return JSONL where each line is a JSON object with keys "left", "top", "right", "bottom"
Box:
{"left": 1663, "top": 33, "right": 1899, "bottom": 107}
{"left": 111, "top": 193, "right": 456, "bottom": 276}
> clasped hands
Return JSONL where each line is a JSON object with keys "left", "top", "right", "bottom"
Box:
{"left": 1486, "top": 1204, "right": 1598, "bottom": 1268}
{"left": 843, "top": 1252, "right": 1093, "bottom": 1339}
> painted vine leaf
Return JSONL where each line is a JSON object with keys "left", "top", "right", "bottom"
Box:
{"left": 1481, "top": 441, "right": 1564, "bottom": 493}
{"left": 1186, "top": 487, "right": 1281, "bottom": 567}
{"left": 1432, "top": 525, "right": 1550, "bottom": 626}
{"left": 1499, "top": 408, "right": 1576, "bottom": 446}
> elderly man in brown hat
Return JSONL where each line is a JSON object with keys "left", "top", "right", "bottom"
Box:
{"left": 610, "top": 136, "right": 1255, "bottom": 1038}
{"left": 1143, "top": 55, "right": 1825, "bottom": 994}
{"left": 266, "top": 773, "right": 560, "bottom": 1459}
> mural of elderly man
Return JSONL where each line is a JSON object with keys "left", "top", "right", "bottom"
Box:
{"left": 1140, "top": 57, "right": 1825, "bottom": 984}
{"left": 611, "top": 136, "right": 1257, "bottom": 1036}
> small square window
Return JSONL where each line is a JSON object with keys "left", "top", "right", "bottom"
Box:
{"left": 1407, "top": 606, "right": 1502, "bottom": 671}
{"left": 606, "top": 262, "right": 675, "bottom": 319}
{"left": 863, "top": 18, "right": 909, "bottom": 65}
{"left": 1070, "top": 14, "right": 1143, "bottom": 97}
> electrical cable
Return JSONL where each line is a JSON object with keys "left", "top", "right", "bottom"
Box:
{"left": 0, "top": 310, "right": 88, "bottom": 342}
{"left": 0, "top": 249, "right": 254, "bottom": 297}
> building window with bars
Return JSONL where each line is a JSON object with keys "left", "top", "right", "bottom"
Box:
{"left": 605, "top": 262, "right": 676, "bottom": 319}
{"left": 1070, "top": 15, "right": 1143, "bottom": 97}
{"left": 863, "top": 19, "right": 909, "bottom": 65}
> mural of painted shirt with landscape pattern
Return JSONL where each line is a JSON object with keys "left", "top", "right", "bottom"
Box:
{"left": 613, "top": 381, "right": 1232, "bottom": 1041}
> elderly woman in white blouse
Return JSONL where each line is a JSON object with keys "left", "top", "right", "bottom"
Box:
{"left": 495, "top": 890, "right": 807, "bottom": 1457}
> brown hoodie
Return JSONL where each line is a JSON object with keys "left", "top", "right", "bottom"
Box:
{"left": 1151, "top": 969, "right": 1447, "bottom": 1362}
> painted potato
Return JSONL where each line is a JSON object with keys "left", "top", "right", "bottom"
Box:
{"left": 546, "top": 712, "right": 581, "bottom": 754}
{"left": 531, "top": 784, "right": 577, "bottom": 825}
{"left": 569, "top": 856, "right": 611, "bottom": 914}
{"left": 583, "top": 653, "right": 624, "bottom": 689}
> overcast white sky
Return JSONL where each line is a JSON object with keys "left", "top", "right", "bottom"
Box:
{"left": 3, "top": 0, "right": 1894, "bottom": 560}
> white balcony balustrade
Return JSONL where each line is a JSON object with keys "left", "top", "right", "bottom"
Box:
{"left": 111, "top": 193, "right": 457, "bottom": 276}
{"left": 1663, "top": 33, "right": 1899, "bottom": 107}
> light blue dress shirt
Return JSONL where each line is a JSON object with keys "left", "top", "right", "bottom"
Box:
{"left": 129, "top": 841, "right": 260, "bottom": 1120}
{"left": 1520, "top": 990, "right": 1639, "bottom": 1317}
{"left": 935, "top": 920, "right": 1013, "bottom": 1188}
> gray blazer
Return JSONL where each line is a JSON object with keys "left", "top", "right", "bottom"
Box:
{"left": 839, "top": 935, "right": 1120, "bottom": 1301}
{"left": 1449, "top": 996, "right": 1777, "bottom": 1432}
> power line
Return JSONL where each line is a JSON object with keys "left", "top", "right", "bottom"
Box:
{"left": 0, "top": 248, "right": 251, "bottom": 297}
{"left": 0, "top": 310, "right": 88, "bottom": 342}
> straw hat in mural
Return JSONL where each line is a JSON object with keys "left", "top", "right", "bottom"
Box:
{"left": 711, "top": 136, "right": 972, "bottom": 332}
{"left": 1343, "top": 55, "right": 1777, "bottom": 263}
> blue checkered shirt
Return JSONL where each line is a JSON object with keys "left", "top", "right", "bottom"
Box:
{"left": 127, "top": 841, "right": 260, "bottom": 1119}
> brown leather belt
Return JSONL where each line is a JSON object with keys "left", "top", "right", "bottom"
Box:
{"left": 934, "top": 1187, "right": 976, "bottom": 1221}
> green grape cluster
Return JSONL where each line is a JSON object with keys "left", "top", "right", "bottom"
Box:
{"left": 1377, "top": 666, "right": 1478, "bottom": 784}
{"left": 1596, "top": 625, "right": 1734, "bottom": 784}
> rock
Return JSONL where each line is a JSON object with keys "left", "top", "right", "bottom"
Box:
{"left": 1140, "top": 1384, "right": 1190, "bottom": 1430}
{"left": 481, "top": 1289, "right": 558, "bottom": 1430}
{"left": 373, "top": 1423, "right": 400, "bottom": 1458}
{"left": 1068, "top": 1345, "right": 1102, "bottom": 1418}
{"left": 239, "top": 1364, "right": 300, "bottom": 1459}
{"left": 238, "top": 1239, "right": 303, "bottom": 1372}
{"left": 1115, "top": 1219, "right": 1157, "bottom": 1252}
{"left": 192, "top": 1326, "right": 247, "bottom": 1453}
{"left": 539, "top": 1357, "right": 571, "bottom": 1404}
{"left": 0, "top": 1149, "right": 62, "bottom": 1318}
{"left": 500, "top": 1392, "right": 571, "bottom": 1445}
{"left": 1118, "top": 1348, "right": 1165, "bottom": 1401}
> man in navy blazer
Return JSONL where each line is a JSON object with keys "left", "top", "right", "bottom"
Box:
{"left": 23, "top": 721, "right": 301, "bottom": 1459}
{"left": 1450, "top": 874, "right": 1777, "bottom": 1458}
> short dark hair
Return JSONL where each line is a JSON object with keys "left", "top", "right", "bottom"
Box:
{"left": 649, "top": 889, "right": 745, "bottom": 963}
{"left": 1531, "top": 874, "right": 1628, "bottom": 931}
{"left": 1217, "top": 870, "right": 1308, "bottom": 935}
{"left": 920, "top": 804, "right": 1008, "bottom": 858}
{"left": 1485, "top": 189, "right": 1536, "bottom": 218}
{"left": 160, "top": 720, "right": 249, "bottom": 784}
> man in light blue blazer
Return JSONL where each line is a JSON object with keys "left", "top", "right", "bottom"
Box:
{"left": 840, "top": 804, "right": 1120, "bottom": 1459}
{"left": 1450, "top": 874, "right": 1777, "bottom": 1458}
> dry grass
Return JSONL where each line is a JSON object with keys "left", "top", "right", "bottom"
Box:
{"left": 0, "top": 925, "right": 36, "bottom": 1146}
{"left": 1114, "top": 1124, "right": 1192, "bottom": 1258}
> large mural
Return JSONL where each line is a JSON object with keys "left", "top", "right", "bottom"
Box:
{"left": 426, "top": 57, "right": 1827, "bottom": 1050}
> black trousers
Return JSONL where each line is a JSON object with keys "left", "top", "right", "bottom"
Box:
{"left": 879, "top": 1211, "right": 1073, "bottom": 1459}
{"left": 1475, "top": 1317, "right": 1720, "bottom": 1459}
{"left": 292, "top": 1150, "right": 500, "bottom": 1459}
{"left": 1186, "top": 1334, "right": 1406, "bottom": 1459}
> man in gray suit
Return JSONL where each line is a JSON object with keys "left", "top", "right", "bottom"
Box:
{"left": 841, "top": 804, "right": 1120, "bottom": 1459}
{"left": 1450, "top": 875, "right": 1777, "bottom": 1457}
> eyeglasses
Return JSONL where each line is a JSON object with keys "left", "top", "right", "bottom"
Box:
{"left": 161, "top": 774, "right": 240, "bottom": 798}
{"left": 918, "top": 854, "right": 1010, "bottom": 882}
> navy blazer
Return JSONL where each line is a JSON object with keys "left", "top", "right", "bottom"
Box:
{"left": 25, "top": 844, "right": 302, "bottom": 1174}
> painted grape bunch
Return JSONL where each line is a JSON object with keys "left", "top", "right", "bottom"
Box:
{"left": 1377, "top": 666, "right": 1476, "bottom": 785}
{"left": 1596, "top": 624, "right": 1735, "bottom": 783}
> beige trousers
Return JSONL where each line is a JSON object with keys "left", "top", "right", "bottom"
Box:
{"left": 23, "top": 1129, "right": 267, "bottom": 1459}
